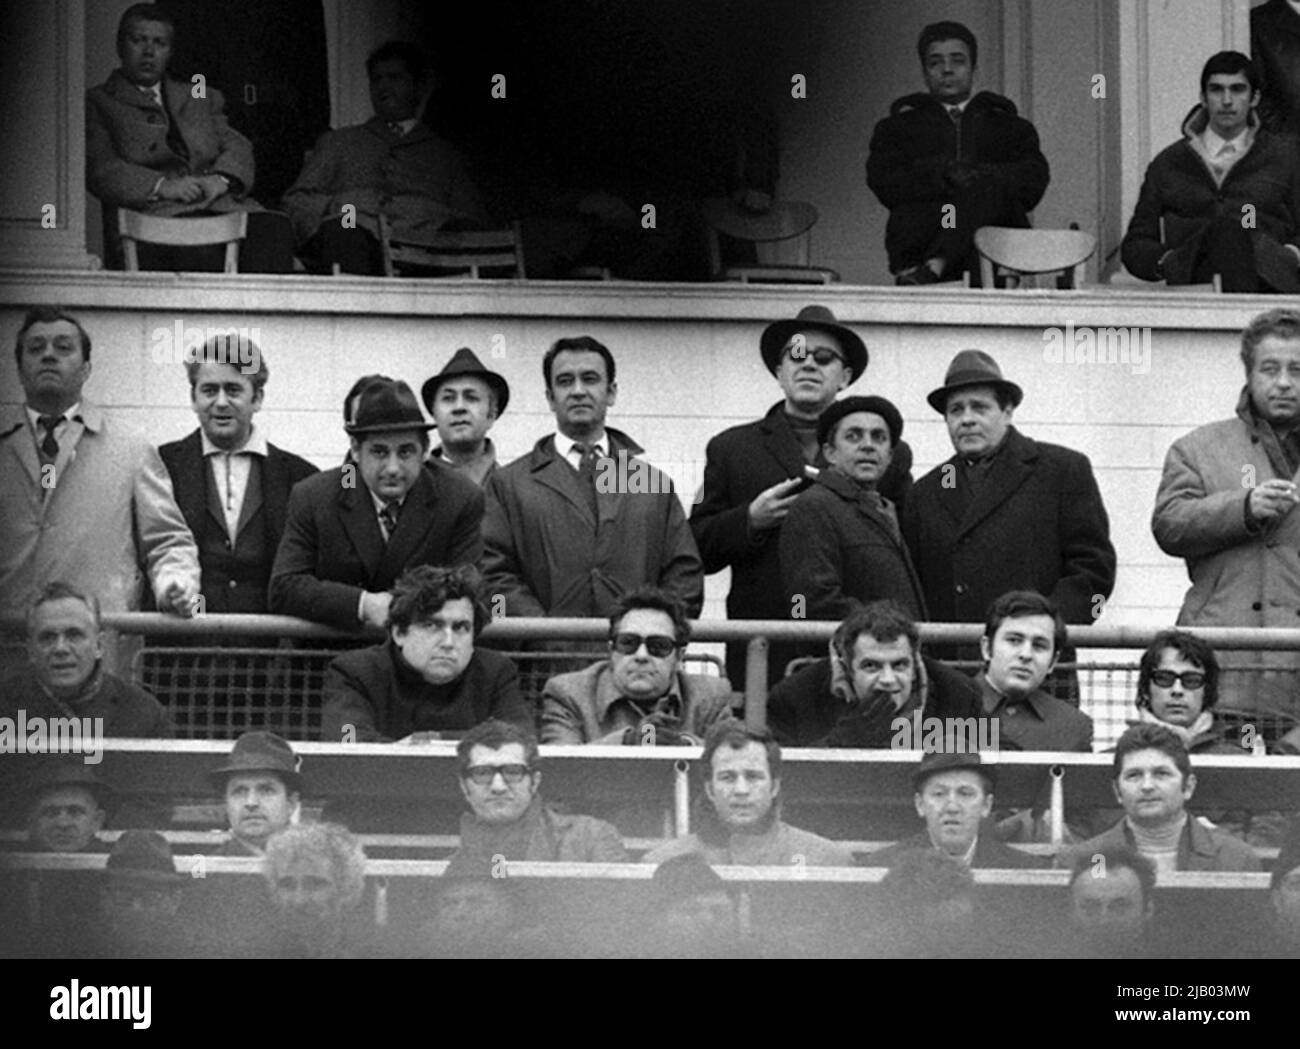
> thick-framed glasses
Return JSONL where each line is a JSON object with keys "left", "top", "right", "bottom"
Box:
{"left": 1149, "top": 670, "right": 1206, "bottom": 690}
{"left": 610, "top": 633, "right": 680, "bottom": 658}
{"left": 463, "top": 764, "right": 531, "bottom": 786}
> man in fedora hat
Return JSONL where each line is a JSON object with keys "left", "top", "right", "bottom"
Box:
{"left": 96, "top": 829, "right": 191, "bottom": 957}
{"left": 270, "top": 377, "right": 484, "bottom": 629}
{"left": 421, "top": 347, "right": 509, "bottom": 487}
{"left": 901, "top": 349, "right": 1115, "bottom": 682}
{"left": 869, "top": 750, "right": 1046, "bottom": 869}
{"left": 23, "top": 761, "right": 113, "bottom": 854}
{"left": 206, "top": 731, "right": 303, "bottom": 856}
{"left": 780, "top": 394, "right": 925, "bottom": 625}
{"left": 692, "top": 305, "right": 914, "bottom": 687}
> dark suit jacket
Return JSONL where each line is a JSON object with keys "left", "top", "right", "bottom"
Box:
{"left": 901, "top": 427, "right": 1115, "bottom": 628}
{"left": 159, "top": 429, "right": 317, "bottom": 612}
{"left": 868, "top": 825, "right": 1050, "bottom": 869}
{"left": 269, "top": 460, "right": 484, "bottom": 628}
{"left": 976, "top": 677, "right": 1093, "bottom": 753}
{"left": 321, "top": 640, "right": 531, "bottom": 742}
{"left": 690, "top": 401, "right": 913, "bottom": 684}
{"left": 779, "top": 469, "right": 926, "bottom": 623}
{"left": 767, "top": 655, "right": 982, "bottom": 748}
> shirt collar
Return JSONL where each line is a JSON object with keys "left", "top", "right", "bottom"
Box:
{"left": 136, "top": 80, "right": 163, "bottom": 106}
{"left": 980, "top": 674, "right": 1051, "bottom": 721}
{"left": 368, "top": 486, "right": 406, "bottom": 514}
{"left": 26, "top": 402, "right": 82, "bottom": 432}
{"left": 200, "top": 424, "right": 267, "bottom": 458}
{"left": 1201, "top": 124, "right": 1246, "bottom": 158}
{"left": 594, "top": 660, "right": 684, "bottom": 721}
{"left": 554, "top": 430, "right": 607, "bottom": 463}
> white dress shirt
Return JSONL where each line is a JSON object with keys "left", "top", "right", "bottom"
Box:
{"left": 202, "top": 426, "right": 268, "bottom": 540}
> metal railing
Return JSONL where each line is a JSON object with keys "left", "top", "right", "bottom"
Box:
{"left": 4, "top": 614, "right": 1299, "bottom": 745}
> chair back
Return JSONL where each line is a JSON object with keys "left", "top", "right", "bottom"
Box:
{"left": 117, "top": 210, "right": 248, "bottom": 273}
{"left": 378, "top": 215, "right": 525, "bottom": 278}
{"left": 974, "top": 226, "right": 1096, "bottom": 289}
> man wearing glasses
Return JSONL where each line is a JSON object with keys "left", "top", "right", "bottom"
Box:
{"left": 692, "top": 305, "right": 913, "bottom": 687}
{"left": 446, "top": 719, "right": 627, "bottom": 872}
{"left": 539, "top": 587, "right": 737, "bottom": 745}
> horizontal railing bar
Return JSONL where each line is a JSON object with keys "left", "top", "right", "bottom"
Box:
{"left": 0, "top": 853, "right": 1271, "bottom": 888}
{"left": 7, "top": 612, "right": 1300, "bottom": 650}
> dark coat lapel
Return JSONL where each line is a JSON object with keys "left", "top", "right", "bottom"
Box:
{"left": 530, "top": 436, "right": 596, "bottom": 525}
{"left": 337, "top": 482, "right": 386, "bottom": 584}
{"left": 958, "top": 427, "right": 1037, "bottom": 537}
{"left": 379, "top": 467, "right": 437, "bottom": 580}
{"left": 759, "top": 402, "right": 813, "bottom": 479}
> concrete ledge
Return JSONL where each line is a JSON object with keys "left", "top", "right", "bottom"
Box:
{"left": 0, "top": 269, "right": 1277, "bottom": 329}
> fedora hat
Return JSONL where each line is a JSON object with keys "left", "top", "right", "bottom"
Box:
{"left": 207, "top": 731, "right": 303, "bottom": 794}
{"left": 344, "top": 378, "right": 434, "bottom": 436}
{"left": 912, "top": 749, "right": 997, "bottom": 793}
{"left": 926, "top": 349, "right": 1024, "bottom": 414}
{"left": 817, "top": 394, "right": 903, "bottom": 448}
{"left": 421, "top": 348, "right": 510, "bottom": 417}
{"left": 23, "top": 760, "right": 114, "bottom": 810}
{"left": 106, "top": 830, "right": 185, "bottom": 885}
{"left": 760, "top": 305, "right": 869, "bottom": 383}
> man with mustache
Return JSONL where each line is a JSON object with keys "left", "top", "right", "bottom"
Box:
{"left": 1153, "top": 308, "right": 1300, "bottom": 726}
{"left": 780, "top": 395, "right": 925, "bottom": 624}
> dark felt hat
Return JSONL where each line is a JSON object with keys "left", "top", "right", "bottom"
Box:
{"left": 207, "top": 731, "right": 303, "bottom": 793}
{"left": 760, "top": 305, "right": 869, "bottom": 383}
{"left": 817, "top": 394, "right": 903, "bottom": 447}
{"left": 653, "top": 852, "right": 733, "bottom": 900}
{"left": 24, "top": 760, "right": 114, "bottom": 809}
{"left": 926, "top": 349, "right": 1024, "bottom": 414}
{"left": 344, "top": 378, "right": 434, "bottom": 436}
{"left": 421, "top": 347, "right": 511, "bottom": 416}
{"left": 106, "top": 830, "right": 185, "bottom": 885}
{"left": 912, "top": 749, "right": 997, "bottom": 793}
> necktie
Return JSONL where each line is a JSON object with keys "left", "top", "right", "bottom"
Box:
{"left": 948, "top": 105, "right": 962, "bottom": 125}
{"left": 573, "top": 442, "right": 600, "bottom": 516}
{"left": 379, "top": 500, "right": 400, "bottom": 540}
{"left": 37, "top": 415, "right": 60, "bottom": 464}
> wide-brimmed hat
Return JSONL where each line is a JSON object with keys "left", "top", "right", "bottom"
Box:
{"left": 760, "top": 305, "right": 869, "bottom": 383}
{"left": 926, "top": 349, "right": 1023, "bottom": 414}
{"left": 207, "top": 731, "right": 303, "bottom": 793}
{"left": 912, "top": 749, "right": 997, "bottom": 793}
{"left": 421, "top": 348, "right": 510, "bottom": 417}
{"left": 344, "top": 378, "right": 435, "bottom": 436}
{"left": 106, "top": 830, "right": 186, "bottom": 885}
{"left": 817, "top": 394, "right": 903, "bottom": 447}
{"left": 23, "top": 761, "right": 114, "bottom": 810}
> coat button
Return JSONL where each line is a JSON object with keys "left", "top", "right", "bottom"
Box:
{"left": 955, "top": 583, "right": 968, "bottom": 595}
{"left": 1252, "top": 601, "right": 1262, "bottom": 611}
{"left": 228, "top": 580, "right": 238, "bottom": 589}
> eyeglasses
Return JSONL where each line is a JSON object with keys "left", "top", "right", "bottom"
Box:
{"left": 610, "top": 633, "right": 680, "bottom": 658}
{"left": 784, "top": 347, "right": 844, "bottom": 367}
{"left": 463, "top": 764, "right": 532, "bottom": 786}
{"left": 1149, "top": 670, "right": 1206, "bottom": 690}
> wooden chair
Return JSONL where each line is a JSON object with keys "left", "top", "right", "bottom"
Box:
{"left": 117, "top": 210, "right": 248, "bottom": 273}
{"left": 974, "top": 226, "right": 1096, "bottom": 289}
{"left": 377, "top": 214, "right": 525, "bottom": 278}
{"left": 702, "top": 197, "right": 839, "bottom": 284}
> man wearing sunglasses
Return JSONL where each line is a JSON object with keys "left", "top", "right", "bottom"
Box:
{"left": 446, "top": 719, "right": 627, "bottom": 872}
{"left": 692, "top": 305, "right": 913, "bottom": 688}
{"left": 540, "top": 587, "right": 736, "bottom": 745}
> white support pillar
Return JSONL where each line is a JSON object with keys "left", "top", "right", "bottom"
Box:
{"left": 0, "top": 0, "right": 97, "bottom": 271}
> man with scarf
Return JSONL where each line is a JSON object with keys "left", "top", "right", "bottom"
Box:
{"left": 642, "top": 723, "right": 853, "bottom": 868}
{"left": 1153, "top": 307, "right": 1300, "bottom": 727}
{"left": 767, "top": 600, "right": 982, "bottom": 748}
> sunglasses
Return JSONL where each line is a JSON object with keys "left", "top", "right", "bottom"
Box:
{"left": 1149, "top": 670, "right": 1206, "bottom": 690}
{"left": 610, "top": 633, "right": 680, "bottom": 658}
{"left": 784, "top": 347, "right": 844, "bottom": 367}
{"left": 463, "top": 764, "right": 532, "bottom": 786}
